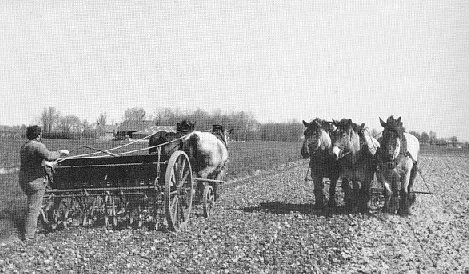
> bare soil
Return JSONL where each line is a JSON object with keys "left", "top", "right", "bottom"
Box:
{"left": 0, "top": 153, "right": 468, "bottom": 273}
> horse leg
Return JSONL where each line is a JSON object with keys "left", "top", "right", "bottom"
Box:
{"left": 399, "top": 169, "right": 412, "bottom": 216}
{"left": 313, "top": 176, "right": 325, "bottom": 209}
{"left": 341, "top": 179, "right": 353, "bottom": 211}
{"left": 383, "top": 181, "right": 393, "bottom": 213}
{"left": 377, "top": 169, "right": 391, "bottom": 213}
{"left": 358, "top": 180, "right": 371, "bottom": 213}
{"left": 408, "top": 162, "right": 418, "bottom": 206}
{"left": 390, "top": 170, "right": 401, "bottom": 214}
{"left": 399, "top": 188, "right": 409, "bottom": 216}
{"left": 328, "top": 179, "right": 337, "bottom": 208}
{"left": 213, "top": 167, "right": 226, "bottom": 201}
{"left": 358, "top": 167, "right": 374, "bottom": 213}
{"left": 352, "top": 180, "right": 361, "bottom": 212}
{"left": 198, "top": 165, "right": 219, "bottom": 201}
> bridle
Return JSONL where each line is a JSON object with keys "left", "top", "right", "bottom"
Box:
{"left": 333, "top": 128, "right": 354, "bottom": 160}
{"left": 377, "top": 129, "right": 404, "bottom": 170}
{"left": 304, "top": 128, "right": 325, "bottom": 154}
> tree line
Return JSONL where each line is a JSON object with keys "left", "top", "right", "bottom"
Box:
{"left": 0, "top": 106, "right": 303, "bottom": 142}
{"left": 0, "top": 106, "right": 463, "bottom": 145}
{"left": 125, "top": 107, "right": 303, "bottom": 142}
{"left": 408, "top": 130, "right": 460, "bottom": 147}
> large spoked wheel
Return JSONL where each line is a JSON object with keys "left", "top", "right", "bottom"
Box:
{"left": 202, "top": 184, "right": 215, "bottom": 218}
{"left": 164, "top": 151, "right": 194, "bottom": 231}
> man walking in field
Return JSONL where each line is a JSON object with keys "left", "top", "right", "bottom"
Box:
{"left": 19, "top": 125, "right": 69, "bottom": 241}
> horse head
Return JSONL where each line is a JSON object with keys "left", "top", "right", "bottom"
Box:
{"left": 331, "top": 119, "right": 361, "bottom": 161}
{"left": 379, "top": 116, "right": 406, "bottom": 161}
{"left": 149, "top": 120, "right": 195, "bottom": 156}
{"left": 212, "top": 124, "right": 233, "bottom": 149}
{"left": 177, "top": 120, "right": 196, "bottom": 134}
{"left": 148, "top": 131, "right": 178, "bottom": 155}
{"left": 301, "top": 118, "right": 333, "bottom": 158}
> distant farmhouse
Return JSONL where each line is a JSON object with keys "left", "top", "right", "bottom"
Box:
{"left": 115, "top": 120, "right": 175, "bottom": 140}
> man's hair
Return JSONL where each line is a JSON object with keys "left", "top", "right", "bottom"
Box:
{"left": 26, "top": 125, "right": 42, "bottom": 140}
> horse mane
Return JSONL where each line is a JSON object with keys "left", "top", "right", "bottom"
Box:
{"left": 380, "top": 115, "right": 408, "bottom": 158}
{"left": 306, "top": 118, "right": 334, "bottom": 133}
{"left": 381, "top": 115, "right": 405, "bottom": 136}
{"left": 177, "top": 120, "right": 195, "bottom": 133}
{"left": 333, "top": 118, "right": 381, "bottom": 159}
{"left": 333, "top": 119, "right": 363, "bottom": 136}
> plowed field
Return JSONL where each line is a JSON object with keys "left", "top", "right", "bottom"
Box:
{"left": 0, "top": 143, "right": 468, "bottom": 272}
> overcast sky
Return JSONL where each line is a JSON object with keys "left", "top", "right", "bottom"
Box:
{"left": 1, "top": 1, "right": 468, "bottom": 140}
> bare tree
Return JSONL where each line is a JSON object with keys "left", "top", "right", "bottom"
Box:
{"left": 124, "top": 107, "right": 146, "bottom": 121}
{"left": 96, "top": 112, "right": 107, "bottom": 136}
{"left": 40, "top": 107, "right": 60, "bottom": 133}
{"left": 82, "top": 119, "right": 95, "bottom": 138}
{"left": 429, "top": 131, "right": 437, "bottom": 145}
{"left": 420, "top": 132, "right": 430, "bottom": 144}
{"left": 190, "top": 108, "right": 210, "bottom": 130}
{"left": 153, "top": 108, "right": 175, "bottom": 125}
{"left": 57, "top": 115, "right": 81, "bottom": 133}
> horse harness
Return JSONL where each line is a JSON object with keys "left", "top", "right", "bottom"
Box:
{"left": 335, "top": 131, "right": 376, "bottom": 170}
{"left": 377, "top": 135, "right": 411, "bottom": 171}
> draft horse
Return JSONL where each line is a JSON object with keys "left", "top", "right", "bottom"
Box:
{"left": 331, "top": 119, "right": 379, "bottom": 212}
{"left": 301, "top": 119, "right": 340, "bottom": 208}
{"left": 148, "top": 120, "right": 195, "bottom": 156}
{"left": 182, "top": 125, "right": 232, "bottom": 201}
{"left": 377, "top": 116, "right": 419, "bottom": 215}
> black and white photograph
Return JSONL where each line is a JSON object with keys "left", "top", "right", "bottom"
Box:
{"left": 0, "top": 1, "right": 468, "bottom": 272}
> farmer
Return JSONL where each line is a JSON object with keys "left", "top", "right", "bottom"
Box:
{"left": 19, "top": 125, "right": 69, "bottom": 241}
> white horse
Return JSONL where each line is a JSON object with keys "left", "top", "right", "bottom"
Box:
{"left": 182, "top": 127, "right": 231, "bottom": 200}
{"left": 377, "top": 116, "right": 420, "bottom": 215}
{"left": 183, "top": 131, "right": 229, "bottom": 179}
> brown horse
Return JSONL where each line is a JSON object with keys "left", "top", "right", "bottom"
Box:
{"left": 301, "top": 119, "right": 340, "bottom": 208}
{"left": 331, "top": 119, "right": 379, "bottom": 212}
{"left": 377, "top": 116, "right": 419, "bottom": 215}
{"left": 148, "top": 120, "right": 195, "bottom": 156}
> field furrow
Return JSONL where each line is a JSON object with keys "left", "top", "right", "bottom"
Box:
{"left": 0, "top": 140, "right": 468, "bottom": 272}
